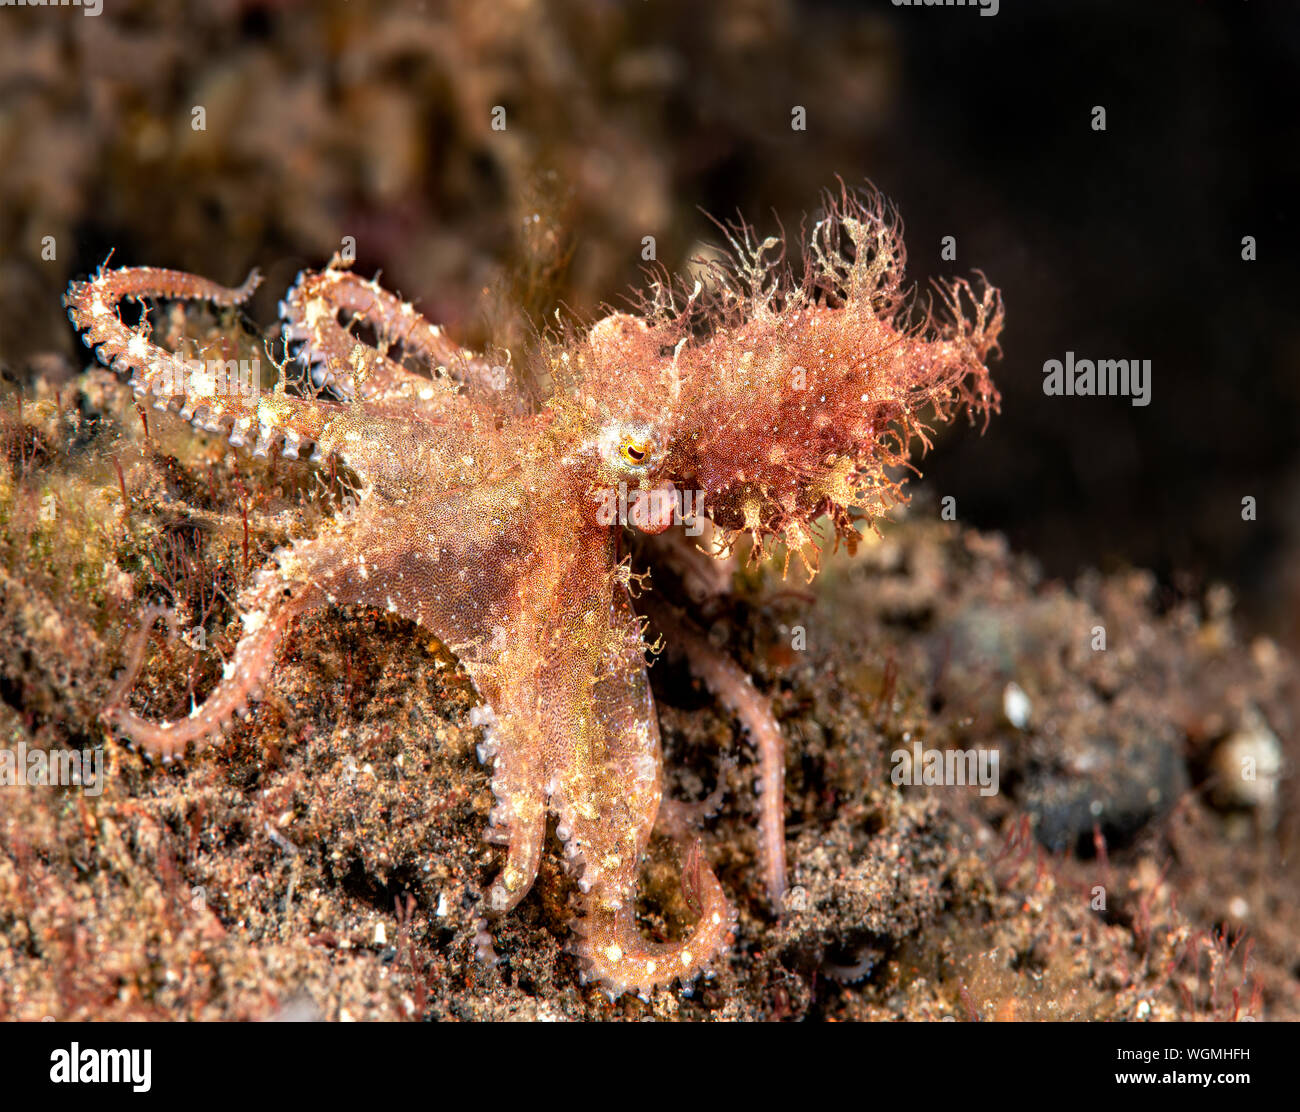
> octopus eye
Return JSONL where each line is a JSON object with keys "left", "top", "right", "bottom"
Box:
{"left": 619, "top": 435, "right": 652, "bottom": 467}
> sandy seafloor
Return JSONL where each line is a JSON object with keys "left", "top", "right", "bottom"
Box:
{"left": 1, "top": 370, "right": 1295, "bottom": 1019}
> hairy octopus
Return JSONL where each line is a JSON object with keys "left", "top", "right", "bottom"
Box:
{"left": 66, "top": 185, "right": 1003, "bottom": 997}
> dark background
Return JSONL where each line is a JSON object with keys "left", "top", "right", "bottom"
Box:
{"left": 1, "top": 0, "right": 1296, "bottom": 638}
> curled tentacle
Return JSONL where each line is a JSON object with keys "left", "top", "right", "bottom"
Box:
{"left": 280, "top": 258, "right": 524, "bottom": 411}
{"left": 64, "top": 263, "right": 358, "bottom": 465}
{"left": 550, "top": 594, "right": 735, "bottom": 997}
{"left": 99, "top": 504, "right": 412, "bottom": 763}
{"left": 570, "top": 839, "right": 736, "bottom": 999}
{"left": 102, "top": 574, "right": 319, "bottom": 763}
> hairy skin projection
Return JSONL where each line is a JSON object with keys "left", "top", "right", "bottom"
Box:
{"left": 66, "top": 184, "right": 1003, "bottom": 997}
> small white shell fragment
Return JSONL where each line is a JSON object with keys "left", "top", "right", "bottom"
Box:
{"left": 1002, "top": 682, "right": 1031, "bottom": 729}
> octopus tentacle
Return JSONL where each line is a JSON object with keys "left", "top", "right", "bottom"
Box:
{"left": 470, "top": 698, "right": 548, "bottom": 913}
{"left": 69, "top": 264, "right": 263, "bottom": 310}
{"left": 102, "top": 603, "right": 179, "bottom": 712}
{"left": 648, "top": 601, "right": 788, "bottom": 911}
{"left": 655, "top": 760, "right": 732, "bottom": 838}
{"left": 545, "top": 596, "right": 735, "bottom": 997}
{"left": 570, "top": 843, "right": 735, "bottom": 999}
{"left": 102, "top": 572, "right": 319, "bottom": 763}
{"left": 280, "top": 258, "right": 523, "bottom": 410}
{"left": 99, "top": 507, "right": 408, "bottom": 762}
{"left": 64, "top": 264, "right": 357, "bottom": 465}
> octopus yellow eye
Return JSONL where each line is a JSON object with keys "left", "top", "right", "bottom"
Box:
{"left": 619, "top": 435, "right": 651, "bottom": 466}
